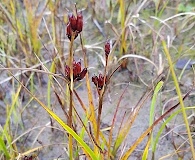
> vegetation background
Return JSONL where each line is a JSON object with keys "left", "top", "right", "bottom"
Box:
{"left": 0, "top": 0, "right": 194, "bottom": 159}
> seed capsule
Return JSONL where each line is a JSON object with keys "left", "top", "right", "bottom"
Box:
{"left": 66, "top": 22, "right": 72, "bottom": 40}
{"left": 65, "top": 60, "right": 87, "bottom": 81}
{"left": 77, "top": 68, "right": 87, "bottom": 81}
{"left": 73, "top": 60, "right": 81, "bottom": 79}
{"left": 98, "top": 74, "right": 104, "bottom": 89}
{"left": 92, "top": 75, "right": 98, "bottom": 87}
{"left": 105, "top": 41, "right": 110, "bottom": 58}
{"left": 65, "top": 65, "right": 70, "bottom": 80}
{"left": 68, "top": 13, "right": 77, "bottom": 31}
{"left": 76, "top": 11, "right": 83, "bottom": 33}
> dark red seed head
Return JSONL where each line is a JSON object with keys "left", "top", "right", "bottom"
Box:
{"left": 66, "top": 17, "right": 78, "bottom": 41}
{"left": 68, "top": 13, "right": 77, "bottom": 31}
{"left": 105, "top": 41, "right": 110, "bottom": 57}
{"left": 73, "top": 60, "right": 81, "bottom": 78}
{"left": 98, "top": 74, "right": 104, "bottom": 81}
{"left": 92, "top": 75, "right": 98, "bottom": 87}
{"left": 76, "top": 11, "right": 83, "bottom": 33}
{"left": 66, "top": 22, "right": 72, "bottom": 40}
{"left": 77, "top": 68, "right": 87, "bottom": 81}
{"left": 65, "top": 60, "right": 86, "bottom": 81}
{"left": 65, "top": 65, "right": 70, "bottom": 80}
{"left": 98, "top": 74, "right": 104, "bottom": 89}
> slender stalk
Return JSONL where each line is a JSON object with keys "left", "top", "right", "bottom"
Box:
{"left": 162, "top": 40, "right": 195, "bottom": 160}
{"left": 68, "top": 32, "right": 75, "bottom": 160}
{"left": 79, "top": 34, "right": 99, "bottom": 153}
{"left": 119, "top": 0, "right": 126, "bottom": 55}
{"left": 96, "top": 53, "right": 108, "bottom": 146}
{"left": 108, "top": 86, "right": 128, "bottom": 159}
{"left": 68, "top": 85, "right": 73, "bottom": 159}
{"left": 96, "top": 94, "right": 103, "bottom": 144}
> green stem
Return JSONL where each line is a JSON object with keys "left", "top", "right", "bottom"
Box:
{"left": 162, "top": 40, "right": 195, "bottom": 160}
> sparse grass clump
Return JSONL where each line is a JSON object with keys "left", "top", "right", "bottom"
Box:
{"left": 0, "top": 0, "right": 195, "bottom": 160}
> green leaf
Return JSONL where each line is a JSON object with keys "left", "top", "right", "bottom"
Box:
{"left": 0, "top": 136, "right": 10, "bottom": 159}
{"left": 32, "top": 96, "right": 98, "bottom": 160}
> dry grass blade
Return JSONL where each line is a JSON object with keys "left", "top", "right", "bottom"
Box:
{"left": 118, "top": 54, "right": 159, "bottom": 74}
{"left": 112, "top": 84, "right": 154, "bottom": 156}
{"left": 108, "top": 85, "right": 128, "bottom": 158}
{"left": 121, "top": 89, "right": 192, "bottom": 159}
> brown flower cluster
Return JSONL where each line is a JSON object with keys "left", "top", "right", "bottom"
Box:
{"left": 91, "top": 41, "right": 111, "bottom": 90}
{"left": 66, "top": 11, "right": 83, "bottom": 40}
{"left": 65, "top": 60, "right": 87, "bottom": 82}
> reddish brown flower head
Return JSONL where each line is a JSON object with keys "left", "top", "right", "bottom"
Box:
{"left": 76, "top": 11, "right": 83, "bottom": 33}
{"left": 98, "top": 74, "right": 104, "bottom": 89}
{"left": 105, "top": 41, "right": 110, "bottom": 58}
{"left": 66, "top": 11, "right": 83, "bottom": 40}
{"left": 65, "top": 65, "right": 70, "bottom": 80}
{"left": 66, "top": 22, "right": 72, "bottom": 40}
{"left": 65, "top": 60, "right": 87, "bottom": 82}
{"left": 73, "top": 60, "right": 81, "bottom": 79}
{"left": 92, "top": 75, "right": 98, "bottom": 87}
{"left": 77, "top": 68, "right": 87, "bottom": 81}
{"left": 68, "top": 13, "right": 77, "bottom": 31}
{"left": 92, "top": 74, "right": 107, "bottom": 90}
{"left": 66, "top": 22, "right": 78, "bottom": 41}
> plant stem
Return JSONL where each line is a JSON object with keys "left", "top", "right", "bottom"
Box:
{"left": 119, "top": 0, "right": 126, "bottom": 55}
{"left": 96, "top": 56, "right": 108, "bottom": 147}
{"left": 162, "top": 40, "right": 195, "bottom": 160}
{"left": 69, "top": 85, "right": 73, "bottom": 160}
{"left": 96, "top": 94, "right": 103, "bottom": 144}
{"left": 79, "top": 34, "right": 100, "bottom": 154}
{"left": 68, "top": 32, "right": 75, "bottom": 160}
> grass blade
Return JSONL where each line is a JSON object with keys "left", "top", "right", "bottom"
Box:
{"left": 121, "top": 86, "right": 192, "bottom": 159}
{"left": 0, "top": 136, "right": 10, "bottom": 159}
{"left": 162, "top": 40, "right": 195, "bottom": 159}
{"left": 152, "top": 109, "right": 180, "bottom": 159}
{"left": 35, "top": 96, "right": 98, "bottom": 160}
{"left": 9, "top": 72, "right": 98, "bottom": 160}
{"left": 142, "top": 81, "right": 163, "bottom": 160}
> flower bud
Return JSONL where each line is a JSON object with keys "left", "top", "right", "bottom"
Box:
{"left": 76, "top": 11, "right": 83, "bottom": 33}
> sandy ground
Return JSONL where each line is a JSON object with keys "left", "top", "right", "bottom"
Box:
{"left": 1, "top": 57, "right": 195, "bottom": 159}
{"left": 0, "top": 0, "right": 195, "bottom": 159}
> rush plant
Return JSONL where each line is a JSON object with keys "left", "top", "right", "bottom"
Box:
{"left": 0, "top": 1, "right": 194, "bottom": 160}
